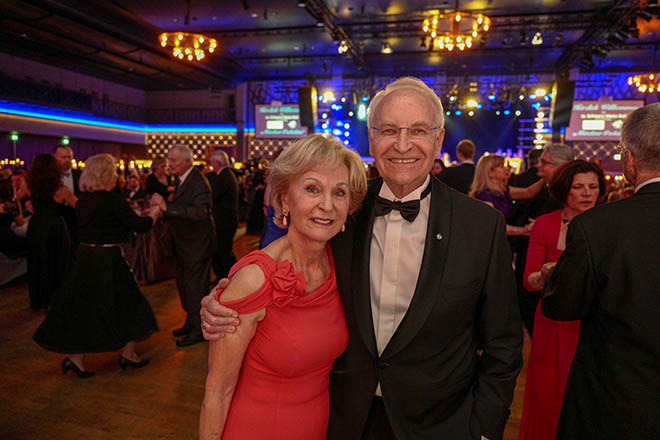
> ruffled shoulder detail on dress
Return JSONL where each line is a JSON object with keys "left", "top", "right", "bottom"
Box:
{"left": 215, "top": 250, "right": 307, "bottom": 314}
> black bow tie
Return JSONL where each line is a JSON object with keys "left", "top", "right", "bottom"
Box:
{"left": 374, "top": 183, "right": 431, "bottom": 222}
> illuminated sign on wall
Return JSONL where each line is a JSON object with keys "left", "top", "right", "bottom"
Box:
{"left": 565, "top": 99, "right": 643, "bottom": 141}
{"left": 255, "top": 104, "right": 307, "bottom": 139}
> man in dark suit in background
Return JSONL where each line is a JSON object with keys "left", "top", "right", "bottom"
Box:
{"left": 541, "top": 103, "right": 660, "bottom": 439}
{"left": 437, "top": 139, "right": 475, "bottom": 194}
{"left": 53, "top": 145, "right": 81, "bottom": 243}
{"left": 206, "top": 150, "right": 239, "bottom": 280}
{"left": 201, "top": 77, "right": 522, "bottom": 440}
{"left": 153, "top": 144, "right": 216, "bottom": 347}
{"left": 515, "top": 143, "right": 573, "bottom": 336}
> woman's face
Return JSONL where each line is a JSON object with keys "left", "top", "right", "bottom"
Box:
{"left": 488, "top": 162, "right": 508, "bottom": 183}
{"left": 282, "top": 164, "right": 351, "bottom": 244}
{"left": 565, "top": 172, "right": 600, "bottom": 213}
{"left": 155, "top": 161, "right": 168, "bottom": 176}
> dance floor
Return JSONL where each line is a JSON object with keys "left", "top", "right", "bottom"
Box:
{"left": 0, "top": 229, "right": 529, "bottom": 439}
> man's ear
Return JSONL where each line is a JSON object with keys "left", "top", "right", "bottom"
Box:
{"left": 434, "top": 128, "right": 445, "bottom": 158}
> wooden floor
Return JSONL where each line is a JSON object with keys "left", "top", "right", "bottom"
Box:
{"left": 0, "top": 229, "right": 530, "bottom": 439}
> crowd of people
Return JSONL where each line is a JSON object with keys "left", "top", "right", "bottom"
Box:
{"left": 1, "top": 77, "right": 659, "bottom": 439}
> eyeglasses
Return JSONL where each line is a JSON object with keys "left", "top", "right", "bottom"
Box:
{"left": 369, "top": 124, "right": 439, "bottom": 139}
{"left": 614, "top": 143, "right": 627, "bottom": 154}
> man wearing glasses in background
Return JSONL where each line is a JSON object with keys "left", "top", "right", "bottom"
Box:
{"left": 201, "top": 77, "right": 522, "bottom": 440}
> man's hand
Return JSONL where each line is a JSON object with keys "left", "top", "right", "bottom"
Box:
{"left": 200, "top": 278, "right": 240, "bottom": 341}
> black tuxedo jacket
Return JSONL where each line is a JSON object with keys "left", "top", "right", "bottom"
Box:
{"left": 543, "top": 182, "right": 660, "bottom": 439}
{"left": 71, "top": 168, "right": 82, "bottom": 197}
{"left": 61, "top": 168, "right": 82, "bottom": 243}
{"left": 206, "top": 168, "right": 239, "bottom": 231}
{"left": 328, "top": 176, "right": 522, "bottom": 440}
{"left": 165, "top": 167, "right": 216, "bottom": 263}
{"left": 437, "top": 162, "right": 475, "bottom": 194}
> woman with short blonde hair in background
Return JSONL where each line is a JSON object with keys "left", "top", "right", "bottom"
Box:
{"left": 34, "top": 154, "right": 162, "bottom": 378}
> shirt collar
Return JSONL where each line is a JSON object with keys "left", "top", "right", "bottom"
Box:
{"left": 379, "top": 175, "right": 431, "bottom": 202}
{"left": 635, "top": 176, "right": 660, "bottom": 193}
{"left": 178, "top": 165, "right": 194, "bottom": 184}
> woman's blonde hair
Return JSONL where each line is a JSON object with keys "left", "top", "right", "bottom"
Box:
{"left": 469, "top": 154, "right": 505, "bottom": 197}
{"left": 269, "top": 134, "right": 367, "bottom": 227}
{"left": 79, "top": 154, "right": 118, "bottom": 192}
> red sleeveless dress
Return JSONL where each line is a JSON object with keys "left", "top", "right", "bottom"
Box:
{"left": 215, "top": 248, "right": 348, "bottom": 440}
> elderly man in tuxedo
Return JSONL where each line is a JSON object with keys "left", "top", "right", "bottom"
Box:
{"left": 205, "top": 150, "right": 239, "bottom": 280}
{"left": 53, "top": 145, "right": 81, "bottom": 243}
{"left": 541, "top": 103, "right": 660, "bottom": 439}
{"left": 201, "top": 77, "right": 522, "bottom": 439}
{"left": 153, "top": 145, "right": 216, "bottom": 347}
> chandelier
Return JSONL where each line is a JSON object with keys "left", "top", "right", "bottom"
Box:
{"left": 159, "top": 32, "right": 217, "bottom": 62}
{"left": 422, "top": 11, "right": 491, "bottom": 51}
{"left": 628, "top": 73, "right": 658, "bottom": 93}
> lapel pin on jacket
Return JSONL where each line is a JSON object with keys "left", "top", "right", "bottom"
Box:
{"left": 436, "top": 233, "right": 442, "bottom": 240}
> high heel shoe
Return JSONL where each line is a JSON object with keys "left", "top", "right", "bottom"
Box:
{"left": 118, "top": 355, "right": 149, "bottom": 371}
{"left": 62, "top": 358, "right": 95, "bottom": 379}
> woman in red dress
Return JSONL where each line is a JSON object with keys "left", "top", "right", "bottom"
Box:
{"left": 519, "top": 160, "right": 605, "bottom": 440}
{"left": 199, "top": 134, "right": 367, "bottom": 440}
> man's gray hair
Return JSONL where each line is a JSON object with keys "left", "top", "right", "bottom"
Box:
{"left": 544, "top": 143, "right": 574, "bottom": 165}
{"left": 169, "top": 144, "right": 193, "bottom": 163}
{"left": 367, "top": 77, "right": 445, "bottom": 131}
{"left": 621, "top": 102, "right": 660, "bottom": 172}
{"left": 209, "top": 150, "right": 230, "bottom": 166}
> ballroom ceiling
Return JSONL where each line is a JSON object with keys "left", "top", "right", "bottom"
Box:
{"left": 0, "top": 0, "right": 658, "bottom": 90}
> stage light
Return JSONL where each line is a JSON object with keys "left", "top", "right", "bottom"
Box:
{"left": 455, "top": 110, "right": 462, "bottom": 116}
{"left": 515, "top": 110, "right": 522, "bottom": 116}
{"left": 496, "top": 110, "right": 501, "bottom": 115}
{"left": 488, "top": 94, "right": 496, "bottom": 100}
{"left": 503, "top": 110, "right": 511, "bottom": 115}
{"left": 323, "top": 91, "right": 336, "bottom": 102}
{"left": 535, "top": 88, "right": 547, "bottom": 97}
{"left": 531, "top": 32, "right": 543, "bottom": 46}
{"left": 61, "top": 136, "right": 70, "bottom": 145}
{"left": 468, "top": 111, "right": 474, "bottom": 116}
{"left": 467, "top": 99, "right": 478, "bottom": 108}
{"left": 10, "top": 132, "right": 19, "bottom": 142}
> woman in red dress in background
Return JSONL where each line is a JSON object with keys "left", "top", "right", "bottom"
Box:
{"left": 519, "top": 160, "right": 605, "bottom": 440}
{"left": 199, "top": 134, "right": 366, "bottom": 440}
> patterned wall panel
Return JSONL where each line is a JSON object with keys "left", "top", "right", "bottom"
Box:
{"left": 146, "top": 133, "right": 237, "bottom": 161}
{"left": 571, "top": 141, "right": 623, "bottom": 172}
{"left": 247, "top": 135, "right": 295, "bottom": 160}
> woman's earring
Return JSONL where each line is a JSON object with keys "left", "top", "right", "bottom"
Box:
{"left": 282, "top": 211, "right": 289, "bottom": 227}
{"left": 341, "top": 224, "right": 345, "bottom": 233}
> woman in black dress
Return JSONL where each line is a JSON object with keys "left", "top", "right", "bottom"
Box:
{"left": 33, "top": 154, "right": 162, "bottom": 378}
{"left": 145, "top": 156, "right": 174, "bottom": 199}
{"left": 26, "top": 154, "right": 76, "bottom": 309}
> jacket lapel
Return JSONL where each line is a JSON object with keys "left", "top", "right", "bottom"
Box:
{"left": 380, "top": 177, "right": 452, "bottom": 359}
{"left": 172, "top": 169, "right": 194, "bottom": 202}
{"left": 350, "top": 179, "right": 381, "bottom": 359}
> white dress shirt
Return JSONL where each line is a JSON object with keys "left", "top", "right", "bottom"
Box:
{"left": 635, "top": 176, "right": 660, "bottom": 193}
{"left": 370, "top": 175, "right": 431, "bottom": 358}
{"left": 177, "top": 165, "right": 194, "bottom": 186}
{"left": 61, "top": 170, "right": 74, "bottom": 192}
